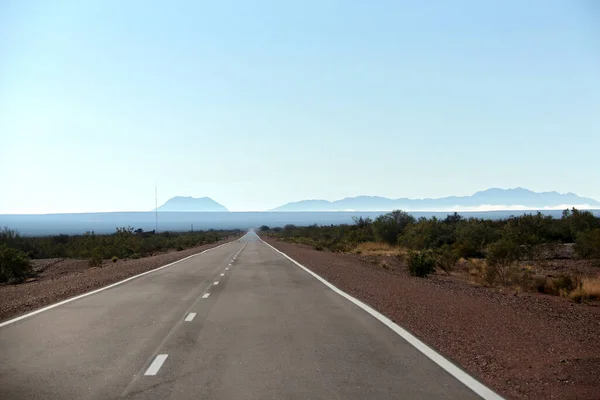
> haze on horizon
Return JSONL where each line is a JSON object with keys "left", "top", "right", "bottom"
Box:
{"left": 1, "top": 1, "right": 599, "bottom": 214}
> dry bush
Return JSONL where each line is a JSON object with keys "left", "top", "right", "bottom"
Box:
{"left": 583, "top": 277, "right": 600, "bottom": 298}
{"left": 534, "top": 274, "right": 581, "bottom": 297}
{"left": 458, "top": 258, "right": 486, "bottom": 280}
{"left": 353, "top": 242, "right": 406, "bottom": 256}
{"left": 569, "top": 277, "right": 600, "bottom": 303}
{"left": 471, "top": 259, "right": 534, "bottom": 289}
{"left": 470, "top": 259, "right": 486, "bottom": 279}
{"left": 378, "top": 260, "right": 391, "bottom": 270}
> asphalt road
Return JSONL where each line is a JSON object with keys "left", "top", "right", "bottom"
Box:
{"left": 0, "top": 231, "right": 488, "bottom": 399}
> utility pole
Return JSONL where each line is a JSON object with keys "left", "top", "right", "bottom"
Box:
{"left": 155, "top": 182, "right": 158, "bottom": 233}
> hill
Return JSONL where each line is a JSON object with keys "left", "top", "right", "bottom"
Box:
{"left": 155, "top": 196, "right": 228, "bottom": 212}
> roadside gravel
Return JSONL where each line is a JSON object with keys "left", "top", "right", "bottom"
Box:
{"left": 263, "top": 237, "right": 600, "bottom": 400}
{"left": 0, "top": 238, "right": 237, "bottom": 322}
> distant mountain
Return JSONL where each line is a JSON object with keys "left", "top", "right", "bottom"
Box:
{"left": 271, "top": 188, "right": 600, "bottom": 211}
{"left": 156, "top": 196, "right": 228, "bottom": 212}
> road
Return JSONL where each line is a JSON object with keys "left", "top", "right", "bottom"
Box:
{"left": 0, "top": 231, "right": 493, "bottom": 399}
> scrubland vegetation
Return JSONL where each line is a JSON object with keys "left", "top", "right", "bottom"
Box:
{"left": 261, "top": 208, "right": 600, "bottom": 302}
{"left": 0, "top": 227, "right": 241, "bottom": 283}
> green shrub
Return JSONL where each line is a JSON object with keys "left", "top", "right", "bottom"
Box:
{"left": 373, "top": 210, "right": 415, "bottom": 245}
{"left": 575, "top": 229, "right": 600, "bottom": 259}
{"left": 255, "top": 209, "right": 600, "bottom": 262}
{"left": 554, "top": 274, "right": 578, "bottom": 293}
{"left": 434, "top": 244, "right": 458, "bottom": 274}
{"left": 399, "top": 217, "right": 455, "bottom": 250}
{"left": 562, "top": 208, "right": 600, "bottom": 242}
{"left": 88, "top": 248, "right": 103, "bottom": 267}
{"left": 111, "top": 256, "right": 118, "bottom": 263}
{"left": 486, "top": 238, "right": 522, "bottom": 267}
{"left": 0, "top": 244, "right": 33, "bottom": 283}
{"left": 406, "top": 251, "right": 436, "bottom": 278}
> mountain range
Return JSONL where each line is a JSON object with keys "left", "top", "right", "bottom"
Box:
{"left": 271, "top": 188, "right": 600, "bottom": 211}
{"left": 155, "top": 189, "right": 600, "bottom": 212}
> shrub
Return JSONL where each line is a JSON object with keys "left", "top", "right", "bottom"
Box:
{"left": 399, "top": 217, "right": 455, "bottom": 250}
{"left": 111, "top": 256, "right": 118, "bottom": 263}
{"left": 379, "top": 260, "right": 391, "bottom": 270}
{"left": 88, "top": 248, "right": 103, "bottom": 267}
{"left": 0, "top": 227, "right": 23, "bottom": 250}
{"left": 562, "top": 208, "right": 600, "bottom": 242}
{"left": 406, "top": 251, "right": 436, "bottom": 278}
{"left": 554, "top": 274, "right": 579, "bottom": 294}
{"left": 0, "top": 244, "right": 33, "bottom": 283}
{"left": 575, "top": 229, "right": 600, "bottom": 259}
{"left": 1, "top": 228, "right": 241, "bottom": 260}
{"left": 453, "top": 219, "right": 501, "bottom": 258}
{"left": 482, "top": 263, "right": 499, "bottom": 286}
{"left": 373, "top": 210, "right": 415, "bottom": 246}
{"left": 535, "top": 274, "right": 579, "bottom": 296}
{"left": 533, "top": 276, "right": 549, "bottom": 293}
{"left": 434, "top": 244, "right": 458, "bottom": 274}
{"left": 569, "top": 277, "right": 600, "bottom": 302}
{"left": 89, "top": 258, "right": 102, "bottom": 267}
{"left": 486, "top": 238, "right": 522, "bottom": 266}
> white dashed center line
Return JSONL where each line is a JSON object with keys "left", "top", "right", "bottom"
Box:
{"left": 213, "top": 281, "right": 219, "bottom": 285}
{"left": 145, "top": 354, "right": 168, "bottom": 376}
{"left": 225, "top": 267, "right": 229, "bottom": 270}
{"left": 202, "top": 293, "right": 210, "bottom": 299}
{"left": 185, "top": 313, "right": 196, "bottom": 322}
{"left": 220, "top": 273, "right": 224, "bottom": 276}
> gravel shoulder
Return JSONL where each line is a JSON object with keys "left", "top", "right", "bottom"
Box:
{"left": 0, "top": 237, "right": 238, "bottom": 322}
{"left": 263, "top": 237, "right": 600, "bottom": 400}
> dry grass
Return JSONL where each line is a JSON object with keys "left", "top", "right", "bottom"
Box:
{"left": 353, "top": 242, "right": 406, "bottom": 256}
{"left": 583, "top": 277, "right": 600, "bottom": 297}
{"left": 570, "top": 277, "right": 600, "bottom": 302}
{"left": 457, "top": 258, "right": 486, "bottom": 279}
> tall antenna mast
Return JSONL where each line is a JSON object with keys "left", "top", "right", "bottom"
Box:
{"left": 155, "top": 181, "right": 158, "bottom": 233}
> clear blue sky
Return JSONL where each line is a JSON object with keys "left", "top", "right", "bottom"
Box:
{"left": 1, "top": 0, "right": 599, "bottom": 213}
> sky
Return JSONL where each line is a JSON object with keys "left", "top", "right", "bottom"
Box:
{"left": 1, "top": 0, "right": 599, "bottom": 213}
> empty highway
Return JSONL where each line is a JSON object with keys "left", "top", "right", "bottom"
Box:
{"left": 0, "top": 231, "right": 498, "bottom": 399}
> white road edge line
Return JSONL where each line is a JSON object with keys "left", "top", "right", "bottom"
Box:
{"left": 202, "top": 293, "right": 210, "bottom": 299}
{"left": 0, "top": 241, "right": 235, "bottom": 328}
{"left": 184, "top": 313, "right": 196, "bottom": 322}
{"left": 144, "top": 354, "right": 168, "bottom": 376}
{"left": 260, "top": 238, "right": 504, "bottom": 400}
{"left": 213, "top": 281, "right": 219, "bottom": 285}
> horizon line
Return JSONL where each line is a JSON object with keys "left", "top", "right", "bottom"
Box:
{"left": 2, "top": 204, "right": 600, "bottom": 216}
